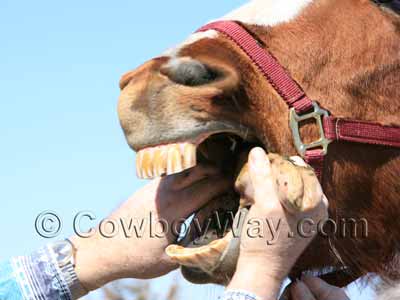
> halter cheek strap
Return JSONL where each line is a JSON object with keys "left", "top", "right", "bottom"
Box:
{"left": 197, "top": 21, "right": 400, "bottom": 182}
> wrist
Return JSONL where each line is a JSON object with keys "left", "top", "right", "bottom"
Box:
{"left": 229, "top": 259, "right": 283, "bottom": 300}
{"left": 236, "top": 255, "right": 288, "bottom": 282}
{"left": 70, "top": 235, "right": 118, "bottom": 291}
{"left": 47, "top": 240, "right": 88, "bottom": 299}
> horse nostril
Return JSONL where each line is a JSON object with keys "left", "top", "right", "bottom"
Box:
{"left": 161, "top": 57, "right": 218, "bottom": 87}
{"left": 119, "top": 71, "right": 136, "bottom": 90}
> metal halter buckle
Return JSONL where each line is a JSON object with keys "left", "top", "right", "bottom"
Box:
{"left": 289, "top": 101, "right": 332, "bottom": 158}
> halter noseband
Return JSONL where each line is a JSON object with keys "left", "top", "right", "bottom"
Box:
{"left": 196, "top": 21, "right": 400, "bottom": 182}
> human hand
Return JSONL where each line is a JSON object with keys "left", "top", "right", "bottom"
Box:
{"left": 228, "top": 148, "right": 329, "bottom": 299}
{"left": 289, "top": 276, "right": 349, "bottom": 300}
{"left": 71, "top": 164, "right": 230, "bottom": 291}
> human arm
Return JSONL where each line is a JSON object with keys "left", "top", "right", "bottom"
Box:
{"left": 71, "top": 163, "right": 231, "bottom": 292}
{"left": 0, "top": 163, "right": 230, "bottom": 300}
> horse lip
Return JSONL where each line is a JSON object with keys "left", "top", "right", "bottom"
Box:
{"left": 167, "top": 207, "right": 250, "bottom": 281}
{"left": 134, "top": 123, "right": 257, "bottom": 179}
{"left": 128, "top": 120, "right": 257, "bottom": 152}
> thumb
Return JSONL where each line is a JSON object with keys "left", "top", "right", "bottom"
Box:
{"left": 248, "top": 147, "right": 270, "bottom": 186}
{"left": 248, "top": 147, "right": 270, "bottom": 182}
{"left": 248, "top": 148, "right": 278, "bottom": 203}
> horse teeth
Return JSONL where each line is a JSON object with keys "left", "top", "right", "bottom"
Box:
{"left": 229, "top": 136, "right": 237, "bottom": 152}
{"left": 136, "top": 151, "right": 143, "bottom": 178}
{"left": 183, "top": 143, "right": 196, "bottom": 168}
{"left": 135, "top": 143, "right": 197, "bottom": 179}
{"left": 153, "top": 147, "right": 167, "bottom": 177}
{"left": 167, "top": 146, "right": 180, "bottom": 175}
{"left": 141, "top": 149, "right": 153, "bottom": 179}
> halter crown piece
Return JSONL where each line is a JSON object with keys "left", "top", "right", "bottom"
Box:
{"left": 196, "top": 21, "right": 400, "bottom": 182}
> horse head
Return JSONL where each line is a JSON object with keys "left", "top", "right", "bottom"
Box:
{"left": 118, "top": 0, "right": 400, "bottom": 287}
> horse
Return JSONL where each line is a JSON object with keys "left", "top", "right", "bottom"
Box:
{"left": 117, "top": 0, "right": 400, "bottom": 289}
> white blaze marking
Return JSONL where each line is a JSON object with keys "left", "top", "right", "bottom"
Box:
{"left": 222, "top": 0, "right": 313, "bottom": 27}
{"left": 163, "top": 30, "right": 218, "bottom": 57}
{"left": 164, "top": 0, "right": 313, "bottom": 57}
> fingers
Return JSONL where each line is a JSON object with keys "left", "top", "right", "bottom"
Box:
{"left": 290, "top": 280, "right": 316, "bottom": 300}
{"left": 178, "top": 176, "right": 231, "bottom": 217}
{"left": 248, "top": 147, "right": 280, "bottom": 208}
{"left": 301, "top": 276, "right": 349, "bottom": 300}
{"left": 290, "top": 276, "right": 349, "bottom": 300}
{"left": 248, "top": 147, "right": 271, "bottom": 186}
{"left": 289, "top": 156, "right": 308, "bottom": 167}
{"left": 287, "top": 156, "right": 328, "bottom": 216}
{"left": 165, "top": 163, "right": 223, "bottom": 191}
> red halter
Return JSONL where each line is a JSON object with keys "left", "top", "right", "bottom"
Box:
{"left": 197, "top": 21, "right": 400, "bottom": 181}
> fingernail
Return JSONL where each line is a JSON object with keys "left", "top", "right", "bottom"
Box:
{"left": 249, "top": 147, "right": 268, "bottom": 174}
{"left": 249, "top": 147, "right": 266, "bottom": 164}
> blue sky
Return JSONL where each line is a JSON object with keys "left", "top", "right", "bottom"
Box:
{"left": 0, "top": 0, "right": 375, "bottom": 299}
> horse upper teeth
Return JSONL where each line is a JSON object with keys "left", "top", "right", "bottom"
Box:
{"left": 229, "top": 136, "right": 237, "bottom": 152}
{"left": 136, "top": 143, "right": 197, "bottom": 179}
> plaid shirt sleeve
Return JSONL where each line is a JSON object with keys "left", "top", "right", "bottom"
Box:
{"left": 0, "top": 246, "right": 73, "bottom": 300}
{"left": 221, "top": 290, "right": 262, "bottom": 300}
{"left": 0, "top": 247, "right": 264, "bottom": 300}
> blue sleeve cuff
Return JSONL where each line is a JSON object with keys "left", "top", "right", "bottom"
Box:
{"left": 6, "top": 246, "right": 73, "bottom": 300}
{"left": 0, "top": 259, "right": 24, "bottom": 300}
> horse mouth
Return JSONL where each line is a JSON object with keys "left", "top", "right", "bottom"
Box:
{"left": 135, "top": 127, "right": 261, "bottom": 283}
{"left": 135, "top": 127, "right": 259, "bottom": 179}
